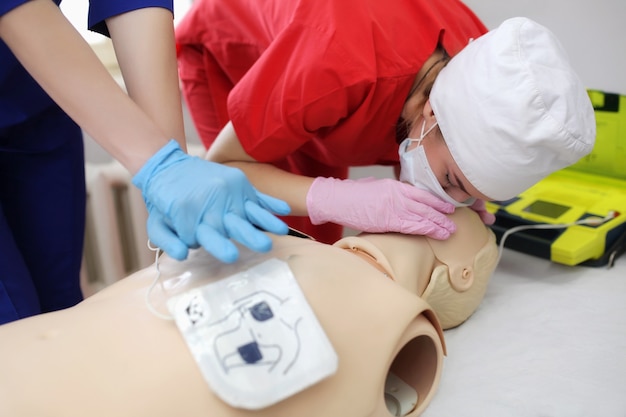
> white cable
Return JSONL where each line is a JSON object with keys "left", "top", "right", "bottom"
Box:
{"left": 495, "top": 211, "right": 616, "bottom": 267}
{"left": 145, "top": 241, "right": 174, "bottom": 320}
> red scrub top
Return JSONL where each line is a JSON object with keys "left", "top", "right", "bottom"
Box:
{"left": 176, "top": 0, "right": 487, "bottom": 243}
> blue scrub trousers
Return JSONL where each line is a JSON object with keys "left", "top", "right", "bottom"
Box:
{"left": 0, "top": 105, "right": 86, "bottom": 325}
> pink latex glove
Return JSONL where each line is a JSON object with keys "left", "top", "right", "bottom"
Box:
{"left": 469, "top": 199, "right": 496, "bottom": 225}
{"left": 306, "top": 177, "right": 456, "bottom": 239}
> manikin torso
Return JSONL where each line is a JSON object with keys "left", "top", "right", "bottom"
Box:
{"left": 0, "top": 208, "right": 498, "bottom": 417}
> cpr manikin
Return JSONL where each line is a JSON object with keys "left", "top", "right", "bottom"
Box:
{"left": 0, "top": 208, "right": 498, "bottom": 417}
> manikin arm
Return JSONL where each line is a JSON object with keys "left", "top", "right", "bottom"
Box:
{"left": 0, "top": 0, "right": 173, "bottom": 174}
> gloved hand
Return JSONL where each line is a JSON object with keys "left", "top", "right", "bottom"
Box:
{"left": 306, "top": 177, "right": 456, "bottom": 239}
{"left": 469, "top": 199, "right": 496, "bottom": 225}
{"left": 133, "top": 140, "right": 291, "bottom": 262}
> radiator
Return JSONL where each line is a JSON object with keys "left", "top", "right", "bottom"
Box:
{"left": 81, "top": 160, "right": 152, "bottom": 296}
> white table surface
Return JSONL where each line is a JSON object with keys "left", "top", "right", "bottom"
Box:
{"left": 422, "top": 248, "right": 626, "bottom": 417}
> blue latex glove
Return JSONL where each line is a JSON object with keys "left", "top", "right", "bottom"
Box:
{"left": 132, "top": 140, "right": 291, "bottom": 262}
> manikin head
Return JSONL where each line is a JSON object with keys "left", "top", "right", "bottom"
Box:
{"left": 335, "top": 207, "right": 499, "bottom": 329}
{"left": 399, "top": 17, "right": 596, "bottom": 205}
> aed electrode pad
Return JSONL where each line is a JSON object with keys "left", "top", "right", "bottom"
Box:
{"left": 167, "top": 258, "right": 338, "bottom": 409}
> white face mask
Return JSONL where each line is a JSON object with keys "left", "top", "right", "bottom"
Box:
{"left": 399, "top": 121, "right": 475, "bottom": 207}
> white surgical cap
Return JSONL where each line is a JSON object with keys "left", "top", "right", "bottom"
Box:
{"left": 430, "top": 17, "right": 596, "bottom": 201}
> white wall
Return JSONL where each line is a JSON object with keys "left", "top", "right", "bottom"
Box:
{"left": 461, "top": 0, "right": 626, "bottom": 94}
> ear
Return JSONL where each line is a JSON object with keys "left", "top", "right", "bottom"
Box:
{"left": 422, "top": 99, "right": 436, "bottom": 121}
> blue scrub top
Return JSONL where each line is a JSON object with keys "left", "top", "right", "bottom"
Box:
{"left": 0, "top": 0, "right": 173, "bottom": 130}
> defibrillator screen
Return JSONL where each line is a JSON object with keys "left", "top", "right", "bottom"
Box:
{"left": 522, "top": 200, "right": 570, "bottom": 219}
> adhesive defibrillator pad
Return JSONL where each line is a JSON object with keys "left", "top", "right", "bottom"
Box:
{"left": 167, "top": 258, "right": 338, "bottom": 409}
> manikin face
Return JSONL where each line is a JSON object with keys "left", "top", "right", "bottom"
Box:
{"left": 404, "top": 101, "right": 492, "bottom": 203}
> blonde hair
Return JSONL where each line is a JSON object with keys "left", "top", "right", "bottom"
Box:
{"left": 399, "top": 49, "right": 450, "bottom": 138}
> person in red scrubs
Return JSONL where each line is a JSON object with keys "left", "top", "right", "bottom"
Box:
{"left": 177, "top": 0, "right": 487, "bottom": 244}
{"left": 176, "top": 1, "right": 595, "bottom": 244}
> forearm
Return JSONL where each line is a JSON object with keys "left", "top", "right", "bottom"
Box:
{"left": 206, "top": 121, "right": 312, "bottom": 216}
{"left": 0, "top": 0, "right": 168, "bottom": 174}
{"left": 207, "top": 122, "right": 457, "bottom": 239}
{"left": 232, "top": 161, "right": 312, "bottom": 216}
{"left": 106, "top": 7, "right": 186, "bottom": 149}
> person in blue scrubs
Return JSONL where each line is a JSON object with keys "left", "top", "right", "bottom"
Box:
{"left": 0, "top": 0, "right": 290, "bottom": 325}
